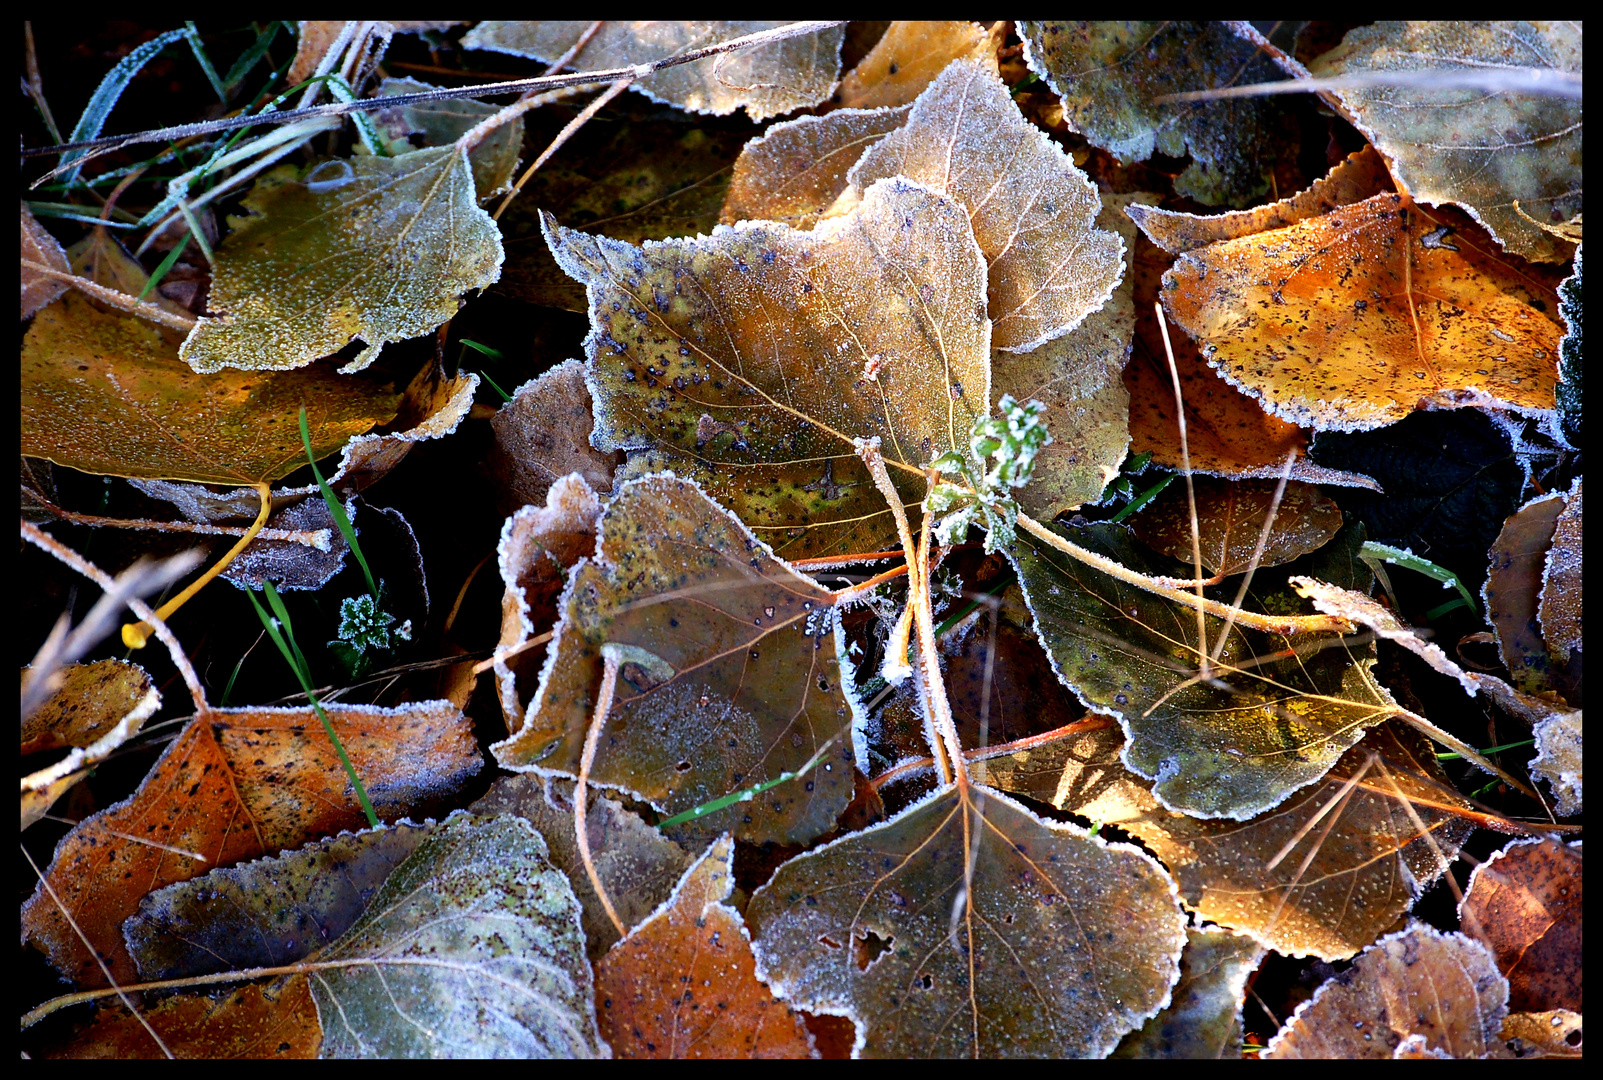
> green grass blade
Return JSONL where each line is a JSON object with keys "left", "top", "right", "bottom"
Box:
{"left": 63, "top": 28, "right": 187, "bottom": 186}
{"left": 223, "top": 22, "right": 286, "bottom": 94}
{"left": 658, "top": 731, "right": 845, "bottom": 830}
{"left": 1110, "top": 472, "right": 1176, "bottom": 523}
{"left": 183, "top": 22, "right": 229, "bottom": 104}
{"left": 260, "top": 580, "right": 312, "bottom": 680}
{"left": 1358, "top": 541, "right": 1478, "bottom": 618}
{"left": 138, "top": 232, "right": 190, "bottom": 300}
{"left": 478, "top": 369, "right": 513, "bottom": 403}
{"left": 299, "top": 407, "right": 379, "bottom": 599}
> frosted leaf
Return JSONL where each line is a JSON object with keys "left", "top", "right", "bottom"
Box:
{"left": 836, "top": 20, "right": 993, "bottom": 109}
{"left": 1460, "top": 837, "right": 1582, "bottom": 1014}
{"left": 464, "top": 21, "right": 844, "bottom": 122}
{"left": 180, "top": 148, "right": 503, "bottom": 374}
{"left": 1132, "top": 477, "right": 1343, "bottom": 579}
{"left": 488, "top": 360, "right": 621, "bottom": 513}
{"left": 375, "top": 77, "right": 522, "bottom": 201}
{"left": 844, "top": 57, "right": 1123, "bottom": 353}
{"left": 21, "top": 660, "right": 159, "bottom": 830}
{"left": 21, "top": 201, "right": 70, "bottom": 319}
{"left": 1537, "top": 479, "right": 1581, "bottom": 662}
{"left": 1310, "top": 21, "right": 1582, "bottom": 263}
{"left": 1530, "top": 711, "right": 1581, "bottom": 816}
{"left": 1112, "top": 927, "right": 1265, "bottom": 1059}
{"left": 721, "top": 106, "right": 910, "bottom": 229}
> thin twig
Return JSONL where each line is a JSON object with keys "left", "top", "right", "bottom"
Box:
{"left": 1156, "top": 301, "right": 1211, "bottom": 682}
{"left": 26, "top": 500, "right": 330, "bottom": 550}
{"left": 490, "top": 78, "right": 633, "bottom": 221}
{"left": 1389, "top": 705, "right": 1540, "bottom": 802}
{"left": 575, "top": 648, "right": 626, "bottom": 939}
{"left": 1211, "top": 450, "right": 1299, "bottom": 663}
{"left": 20, "top": 259, "right": 197, "bottom": 333}
{"left": 1156, "top": 67, "right": 1582, "bottom": 104}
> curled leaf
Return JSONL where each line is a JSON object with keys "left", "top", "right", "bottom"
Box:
{"left": 21, "top": 660, "right": 160, "bottom": 829}
{"left": 21, "top": 201, "right": 71, "bottom": 319}
{"left": 1530, "top": 710, "right": 1581, "bottom": 816}
{"left": 1112, "top": 927, "right": 1266, "bottom": 1059}
{"left": 489, "top": 360, "right": 621, "bottom": 513}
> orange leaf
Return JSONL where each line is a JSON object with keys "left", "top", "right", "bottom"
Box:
{"left": 1460, "top": 837, "right": 1582, "bottom": 1014}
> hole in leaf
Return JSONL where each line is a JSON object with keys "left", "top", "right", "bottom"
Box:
{"left": 852, "top": 929, "right": 893, "bottom": 972}
{"left": 818, "top": 934, "right": 842, "bottom": 951}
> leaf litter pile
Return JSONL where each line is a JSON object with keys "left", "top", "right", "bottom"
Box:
{"left": 19, "top": 20, "right": 1582, "bottom": 1059}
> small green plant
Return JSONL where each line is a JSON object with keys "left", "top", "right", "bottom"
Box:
{"left": 928, "top": 394, "right": 1051, "bottom": 552}
{"left": 336, "top": 593, "right": 396, "bottom": 653}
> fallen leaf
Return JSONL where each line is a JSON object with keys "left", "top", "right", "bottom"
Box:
{"left": 721, "top": 105, "right": 911, "bottom": 229}
{"left": 1310, "top": 21, "right": 1582, "bottom": 263}
{"left": 219, "top": 495, "right": 348, "bottom": 591}
{"left": 21, "top": 700, "right": 480, "bottom": 986}
{"left": 1164, "top": 193, "right": 1565, "bottom": 431}
{"left": 1264, "top": 923, "right": 1510, "bottom": 1058}
{"left": 1554, "top": 245, "right": 1580, "bottom": 447}
{"left": 1125, "top": 147, "right": 1392, "bottom": 255}
{"left": 21, "top": 660, "right": 160, "bottom": 829}
{"left": 596, "top": 835, "right": 814, "bottom": 1058}
{"left": 495, "top": 473, "right": 602, "bottom": 733}
{"left": 1501, "top": 1009, "right": 1584, "bottom": 1059}
{"left": 1131, "top": 477, "right": 1343, "bottom": 579}
{"left": 748, "top": 783, "right": 1187, "bottom": 1057}
{"left": 1530, "top": 710, "right": 1581, "bottom": 815}
{"left": 1011, "top": 519, "right": 1395, "bottom": 820}
{"left": 470, "top": 774, "right": 693, "bottom": 961}
{"left": 463, "top": 21, "right": 845, "bottom": 122}
{"left": 306, "top": 813, "right": 604, "bottom": 1058}
{"left": 1460, "top": 837, "right": 1582, "bottom": 1014}
{"left": 375, "top": 76, "right": 523, "bottom": 201}
{"left": 180, "top": 149, "right": 503, "bottom": 373}
{"left": 39, "top": 979, "right": 320, "bottom": 1059}
{"left": 126, "top": 820, "right": 444, "bottom": 981}
{"left": 488, "top": 359, "right": 621, "bottom": 514}
{"left": 1111, "top": 927, "right": 1266, "bottom": 1059}
{"left": 547, "top": 175, "right": 988, "bottom": 559}
{"left": 1019, "top": 21, "right": 1308, "bottom": 207}
{"left": 835, "top": 20, "right": 993, "bottom": 109}
{"left": 317, "top": 368, "right": 479, "bottom": 497}
{"left": 841, "top": 57, "right": 1123, "bottom": 353}
{"left": 493, "top": 474, "right": 860, "bottom": 845}
{"left": 21, "top": 201, "right": 70, "bottom": 319}
{"left": 1484, "top": 488, "right": 1567, "bottom": 695}
{"left": 1538, "top": 478, "right": 1581, "bottom": 662}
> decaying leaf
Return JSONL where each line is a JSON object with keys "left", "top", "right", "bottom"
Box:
{"left": 1538, "top": 479, "right": 1581, "bottom": 663}
{"left": 495, "top": 473, "right": 602, "bottom": 732}
{"left": 21, "top": 201, "right": 70, "bottom": 319}
{"left": 1111, "top": 927, "right": 1266, "bottom": 1059}
{"left": 1310, "top": 21, "right": 1582, "bottom": 263}
{"left": 721, "top": 106, "right": 911, "bottom": 229}
{"left": 748, "top": 784, "right": 1187, "bottom": 1058}
{"left": 40, "top": 979, "right": 320, "bottom": 1059}
{"left": 1502, "top": 1009, "right": 1584, "bottom": 1059}
{"left": 493, "top": 474, "right": 860, "bottom": 845}
{"left": 306, "top": 813, "right": 605, "bottom": 1058}
{"left": 316, "top": 368, "right": 479, "bottom": 497}
{"left": 1125, "top": 147, "right": 1392, "bottom": 255}
{"left": 125, "top": 820, "right": 445, "bottom": 981}
{"left": 596, "top": 835, "right": 814, "bottom": 1058}
{"left": 547, "top": 176, "right": 988, "bottom": 559}
{"left": 470, "top": 774, "right": 693, "bottom": 961}
{"left": 840, "top": 58, "right": 1123, "bottom": 354}
{"left": 835, "top": 20, "right": 993, "bottom": 109}
{"left": 21, "top": 660, "right": 160, "bottom": 829}
{"left": 1264, "top": 923, "right": 1510, "bottom": 1058}
{"left": 1131, "top": 477, "right": 1343, "bottom": 580}
{"left": 1162, "top": 193, "right": 1565, "bottom": 431}
{"left": 985, "top": 721, "right": 1476, "bottom": 960}
{"left": 1484, "top": 488, "right": 1567, "bottom": 695}
{"left": 375, "top": 77, "right": 522, "bottom": 201}
{"left": 1019, "top": 21, "right": 1307, "bottom": 207}
{"left": 1012, "top": 519, "right": 1394, "bottom": 820}
{"left": 1460, "top": 837, "right": 1582, "bottom": 1015}
{"left": 488, "top": 360, "right": 621, "bottom": 514}
{"left": 463, "top": 21, "right": 844, "bottom": 122}
{"left": 219, "top": 495, "right": 348, "bottom": 591}
{"left": 1530, "top": 710, "right": 1581, "bottom": 816}
{"left": 1554, "top": 245, "right": 1580, "bottom": 447}
{"left": 21, "top": 700, "right": 479, "bottom": 986}
{"left": 180, "top": 149, "right": 503, "bottom": 373}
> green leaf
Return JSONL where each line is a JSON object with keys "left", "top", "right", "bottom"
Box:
{"left": 180, "top": 147, "right": 504, "bottom": 374}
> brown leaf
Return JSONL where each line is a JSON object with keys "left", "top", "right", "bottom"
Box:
{"left": 21, "top": 660, "right": 160, "bottom": 830}
{"left": 1538, "top": 478, "right": 1581, "bottom": 663}
{"left": 721, "top": 106, "right": 910, "bottom": 230}
{"left": 495, "top": 473, "right": 602, "bottom": 733}
{"left": 1111, "top": 927, "right": 1266, "bottom": 1059}
{"left": 21, "top": 201, "right": 70, "bottom": 319}
{"left": 1125, "top": 147, "right": 1392, "bottom": 255}
{"left": 842, "top": 57, "right": 1124, "bottom": 353}
{"left": 492, "top": 475, "right": 859, "bottom": 845}
{"left": 1264, "top": 923, "right": 1510, "bottom": 1058}
{"left": 1460, "top": 837, "right": 1582, "bottom": 1014}
{"left": 1162, "top": 193, "right": 1565, "bottom": 431}
{"left": 375, "top": 77, "right": 523, "bottom": 201}
{"left": 1501, "top": 1009, "right": 1584, "bottom": 1059}
{"left": 1131, "top": 477, "right": 1343, "bottom": 579}
{"left": 219, "top": 496, "right": 347, "bottom": 591}
{"left": 488, "top": 359, "right": 621, "bottom": 514}
{"left": 1485, "top": 488, "right": 1568, "bottom": 696}
{"left": 470, "top": 774, "right": 693, "bottom": 961}
{"left": 596, "top": 835, "right": 814, "bottom": 1058}
{"left": 21, "top": 700, "right": 480, "bottom": 986}
{"left": 38, "top": 978, "right": 320, "bottom": 1059}
{"left": 835, "top": 20, "right": 994, "bottom": 109}
{"left": 1530, "top": 710, "right": 1581, "bottom": 816}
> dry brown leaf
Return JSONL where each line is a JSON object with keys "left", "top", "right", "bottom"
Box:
{"left": 21, "top": 201, "right": 70, "bottom": 319}
{"left": 835, "top": 20, "right": 993, "bottom": 109}
{"left": 1125, "top": 147, "right": 1393, "bottom": 255}
{"left": 1131, "top": 477, "right": 1343, "bottom": 579}
{"left": 1460, "top": 837, "right": 1582, "bottom": 1015}
{"left": 1484, "top": 488, "right": 1568, "bottom": 696}
{"left": 596, "top": 835, "right": 815, "bottom": 1058}
{"left": 1162, "top": 193, "right": 1565, "bottom": 431}
{"left": 1502, "top": 1009, "right": 1584, "bottom": 1059}
{"left": 21, "top": 700, "right": 479, "bottom": 986}
{"left": 1530, "top": 710, "right": 1581, "bottom": 816}
{"left": 721, "top": 106, "right": 910, "bottom": 229}
{"left": 1538, "top": 478, "right": 1582, "bottom": 663}
{"left": 495, "top": 474, "right": 602, "bottom": 733}
{"left": 842, "top": 57, "right": 1123, "bottom": 353}
{"left": 487, "top": 359, "right": 621, "bottom": 514}
{"left": 1264, "top": 923, "right": 1511, "bottom": 1058}
{"left": 1111, "top": 926, "right": 1266, "bottom": 1059}
{"left": 21, "top": 660, "right": 160, "bottom": 830}
{"left": 218, "top": 496, "right": 347, "bottom": 591}
{"left": 39, "top": 978, "right": 320, "bottom": 1059}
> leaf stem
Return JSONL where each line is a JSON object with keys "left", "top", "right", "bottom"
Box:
{"left": 575, "top": 647, "right": 627, "bottom": 938}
